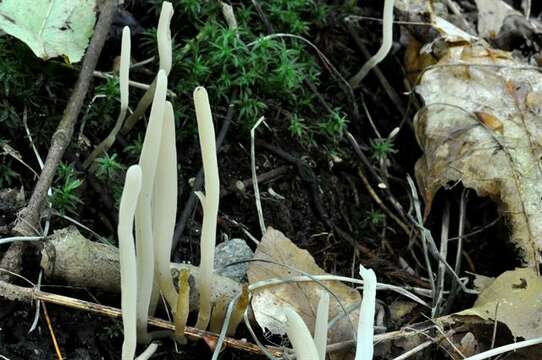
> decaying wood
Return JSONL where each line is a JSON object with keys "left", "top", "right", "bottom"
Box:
{"left": 40, "top": 227, "right": 241, "bottom": 310}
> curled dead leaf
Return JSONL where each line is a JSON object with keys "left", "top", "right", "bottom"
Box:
{"left": 414, "top": 42, "right": 542, "bottom": 266}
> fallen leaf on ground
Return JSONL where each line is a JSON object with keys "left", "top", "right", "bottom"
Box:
{"left": 414, "top": 42, "right": 542, "bottom": 265}
{"left": 458, "top": 268, "right": 542, "bottom": 340}
{"left": 247, "top": 227, "right": 361, "bottom": 359}
{"left": 0, "top": 0, "right": 96, "bottom": 63}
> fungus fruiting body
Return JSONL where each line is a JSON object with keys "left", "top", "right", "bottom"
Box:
{"left": 349, "top": 0, "right": 396, "bottom": 88}
{"left": 193, "top": 86, "right": 220, "bottom": 331}
{"left": 355, "top": 265, "right": 377, "bottom": 360}
{"left": 118, "top": 165, "right": 142, "bottom": 360}
{"left": 83, "top": 25, "right": 130, "bottom": 169}
{"left": 285, "top": 307, "right": 320, "bottom": 360}
{"left": 314, "top": 291, "right": 330, "bottom": 360}
{"left": 157, "top": 2, "right": 173, "bottom": 74}
{"left": 135, "top": 69, "right": 168, "bottom": 340}
{"left": 152, "top": 100, "right": 178, "bottom": 310}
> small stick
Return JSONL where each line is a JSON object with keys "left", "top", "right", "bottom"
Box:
{"left": 234, "top": 165, "right": 290, "bottom": 193}
{"left": 433, "top": 201, "right": 450, "bottom": 317}
{"left": 92, "top": 71, "right": 177, "bottom": 97}
{"left": 250, "top": 116, "right": 267, "bottom": 235}
{"left": 43, "top": 302, "right": 63, "bottom": 360}
{"left": 357, "top": 167, "right": 411, "bottom": 236}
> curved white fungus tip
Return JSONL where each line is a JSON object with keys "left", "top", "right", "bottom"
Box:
{"left": 285, "top": 307, "right": 319, "bottom": 360}
{"left": 120, "top": 26, "right": 131, "bottom": 110}
{"left": 314, "top": 290, "right": 330, "bottom": 360}
{"left": 157, "top": 2, "right": 174, "bottom": 74}
{"left": 123, "top": 166, "right": 142, "bottom": 199}
{"left": 355, "top": 265, "right": 377, "bottom": 360}
{"left": 349, "top": 0, "right": 396, "bottom": 88}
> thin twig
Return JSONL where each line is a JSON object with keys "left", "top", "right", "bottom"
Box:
{"left": 433, "top": 201, "right": 449, "bottom": 317}
{"left": 42, "top": 302, "right": 63, "bottom": 360}
{"left": 357, "top": 167, "right": 411, "bottom": 236}
{"left": 93, "top": 70, "right": 177, "bottom": 97}
{"left": 445, "top": 189, "right": 468, "bottom": 313}
{"left": 250, "top": 117, "right": 267, "bottom": 235}
{"left": 233, "top": 165, "right": 290, "bottom": 193}
{"left": 391, "top": 338, "right": 435, "bottom": 360}
{"left": 408, "top": 176, "right": 436, "bottom": 300}
{"left": 0, "top": 280, "right": 283, "bottom": 357}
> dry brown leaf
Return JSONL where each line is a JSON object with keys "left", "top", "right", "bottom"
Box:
{"left": 247, "top": 227, "right": 360, "bottom": 359}
{"left": 414, "top": 43, "right": 542, "bottom": 265}
{"left": 458, "top": 268, "right": 542, "bottom": 340}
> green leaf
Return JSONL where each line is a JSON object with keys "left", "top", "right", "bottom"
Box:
{"left": 0, "top": 0, "right": 96, "bottom": 63}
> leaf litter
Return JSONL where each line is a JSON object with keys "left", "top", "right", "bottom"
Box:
{"left": 247, "top": 227, "right": 360, "bottom": 359}
{"left": 413, "top": 14, "right": 542, "bottom": 341}
{"left": 0, "top": 0, "right": 96, "bottom": 63}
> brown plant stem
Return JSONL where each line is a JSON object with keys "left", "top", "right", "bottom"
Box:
{"left": 0, "top": 280, "right": 283, "bottom": 357}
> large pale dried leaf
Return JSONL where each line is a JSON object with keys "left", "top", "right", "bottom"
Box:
{"left": 0, "top": 0, "right": 96, "bottom": 63}
{"left": 414, "top": 43, "right": 542, "bottom": 265}
{"left": 475, "top": 0, "right": 520, "bottom": 39}
{"left": 247, "top": 227, "right": 360, "bottom": 358}
{"left": 458, "top": 268, "right": 542, "bottom": 340}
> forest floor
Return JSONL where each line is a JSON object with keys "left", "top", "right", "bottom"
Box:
{"left": 2, "top": 0, "right": 542, "bottom": 359}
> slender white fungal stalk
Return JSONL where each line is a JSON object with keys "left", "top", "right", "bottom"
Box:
{"left": 152, "top": 100, "right": 178, "bottom": 310}
{"left": 250, "top": 116, "right": 266, "bottom": 235}
{"left": 118, "top": 165, "right": 142, "bottom": 360}
{"left": 83, "top": 26, "right": 131, "bottom": 169}
{"left": 118, "top": 27, "right": 130, "bottom": 111}
{"left": 221, "top": 1, "right": 238, "bottom": 30}
{"left": 135, "top": 70, "right": 168, "bottom": 341}
{"left": 193, "top": 86, "right": 220, "bottom": 330}
{"left": 157, "top": 2, "right": 173, "bottom": 74}
{"left": 349, "top": 0, "right": 396, "bottom": 88}
{"left": 314, "top": 290, "right": 330, "bottom": 360}
{"left": 355, "top": 265, "right": 377, "bottom": 360}
{"left": 120, "top": 1, "right": 173, "bottom": 134}
{"left": 148, "top": 2, "right": 173, "bottom": 316}
{"left": 285, "top": 307, "right": 319, "bottom": 360}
